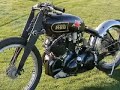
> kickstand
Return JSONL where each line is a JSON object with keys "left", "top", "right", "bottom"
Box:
{"left": 109, "top": 60, "right": 116, "bottom": 76}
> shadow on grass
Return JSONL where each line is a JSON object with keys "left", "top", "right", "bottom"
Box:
{"left": 81, "top": 84, "right": 120, "bottom": 90}
{"left": 28, "top": 0, "right": 38, "bottom": 2}
{"left": 110, "top": 68, "right": 120, "bottom": 81}
{"left": 81, "top": 69, "right": 120, "bottom": 90}
{"left": 81, "top": 83, "right": 120, "bottom": 90}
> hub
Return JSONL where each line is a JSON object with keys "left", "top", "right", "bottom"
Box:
{"left": 6, "top": 65, "right": 18, "bottom": 79}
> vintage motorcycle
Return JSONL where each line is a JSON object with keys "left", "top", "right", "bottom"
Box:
{"left": 0, "top": 2, "right": 120, "bottom": 90}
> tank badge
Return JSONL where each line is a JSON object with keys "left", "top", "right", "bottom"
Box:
{"left": 72, "top": 20, "right": 81, "bottom": 30}
{"left": 51, "top": 22, "right": 69, "bottom": 32}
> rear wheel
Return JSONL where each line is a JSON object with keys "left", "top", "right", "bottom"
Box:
{"left": 96, "top": 26, "right": 120, "bottom": 72}
{"left": 0, "top": 37, "right": 42, "bottom": 90}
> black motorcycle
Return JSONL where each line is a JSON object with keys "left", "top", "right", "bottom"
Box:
{"left": 0, "top": 2, "right": 120, "bottom": 90}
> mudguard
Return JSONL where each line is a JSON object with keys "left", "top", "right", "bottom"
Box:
{"left": 96, "top": 19, "right": 120, "bottom": 37}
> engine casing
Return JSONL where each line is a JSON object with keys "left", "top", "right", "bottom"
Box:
{"left": 44, "top": 50, "right": 95, "bottom": 78}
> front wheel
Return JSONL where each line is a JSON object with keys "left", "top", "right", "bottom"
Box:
{"left": 0, "top": 37, "right": 42, "bottom": 90}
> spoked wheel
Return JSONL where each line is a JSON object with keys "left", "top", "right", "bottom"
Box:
{"left": 0, "top": 37, "right": 42, "bottom": 90}
{"left": 96, "top": 26, "right": 120, "bottom": 72}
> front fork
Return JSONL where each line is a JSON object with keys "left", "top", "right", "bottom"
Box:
{"left": 11, "top": 8, "right": 44, "bottom": 75}
{"left": 10, "top": 9, "right": 35, "bottom": 65}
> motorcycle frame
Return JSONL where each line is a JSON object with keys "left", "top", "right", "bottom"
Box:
{"left": 12, "top": 5, "right": 120, "bottom": 74}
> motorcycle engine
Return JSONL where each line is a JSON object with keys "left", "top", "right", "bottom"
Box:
{"left": 43, "top": 34, "right": 95, "bottom": 78}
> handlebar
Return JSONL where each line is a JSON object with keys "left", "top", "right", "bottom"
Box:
{"left": 53, "top": 5, "right": 65, "bottom": 13}
{"left": 32, "top": 3, "right": 65, "bottom": 13}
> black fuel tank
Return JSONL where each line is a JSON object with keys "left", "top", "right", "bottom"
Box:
{"left": 43, "top": 13, "right": 85, "bottom": 36}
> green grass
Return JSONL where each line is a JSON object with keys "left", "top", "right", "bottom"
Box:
{"left": 0, "top": 0, "right": 120, "bottom": 90}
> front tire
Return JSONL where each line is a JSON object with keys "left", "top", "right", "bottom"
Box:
{"left": 0, "top": 37, "right": 42, "bottom": 90}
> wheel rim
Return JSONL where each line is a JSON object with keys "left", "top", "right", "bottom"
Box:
{"left": 0, "top": 44, "right": 38, "bottom": 90}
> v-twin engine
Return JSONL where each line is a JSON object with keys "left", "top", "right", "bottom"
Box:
{"left": 43, "top": 34, "right": 96, "bottom": 79}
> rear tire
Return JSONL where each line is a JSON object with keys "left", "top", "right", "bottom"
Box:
{"left": 96, "top": 26, "right": 120, "bottom": 73}
{"left": 0, "top": 37, "right": 42, "bottom": 90}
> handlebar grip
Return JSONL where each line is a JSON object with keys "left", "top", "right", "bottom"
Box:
{"left": 53, "top": 6, "right": 65, "bottom": 13}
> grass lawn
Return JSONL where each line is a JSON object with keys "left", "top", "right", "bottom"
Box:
{"left": 0, "top": 0, "right": 120, "bottom": 90}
